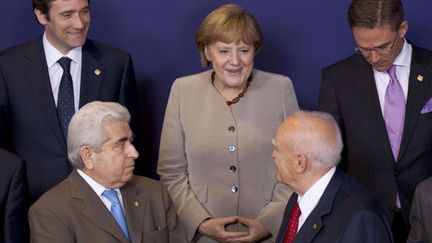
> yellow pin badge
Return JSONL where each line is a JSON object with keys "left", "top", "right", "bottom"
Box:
{"left": 417, "top": 75, "right": 424, "bottom": 82}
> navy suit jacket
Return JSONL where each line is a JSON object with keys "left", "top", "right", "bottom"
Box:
{"left": 318, "top": 45, "right": 432, "bottom": 227}
{"left": 276, "top": 169, "right": 393, "bottom": 243}
{"left": 0, "top": 38, "right": 138, "bottom": 201}
{"left": 0, "top": 148, "right": 28, "bottom": 243}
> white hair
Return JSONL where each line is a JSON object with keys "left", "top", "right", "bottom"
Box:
{"left": 287, "top": 111, "right": 343, "bottom": 169}
{"left": 67, "top": 101, "right": 130, "bottom": 168}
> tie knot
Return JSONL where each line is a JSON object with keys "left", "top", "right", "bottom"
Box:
{"left": 387, "top": 64, "right": 397, "bottom": 80}
{"left": 58, "top": 57, "right": 72, "bottom": 71}
{"left": 102, "top": 189, "right": 120, "bottom": 204}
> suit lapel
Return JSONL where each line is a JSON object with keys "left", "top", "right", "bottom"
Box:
{"left": 69, "top": 171, "right": 129, "bottom": 242}
{"left": 352, "top": 56, "right": 395, "bottom": 164}
{"left": 294, "top": 170, "right": 344, "bottom": 243}
{"left": 79, "top": 40, "right": 104, "bottom": 107}
{"left": 121, "top": 180, "right": 148, "bottom": 243}
{"left": 398, "top": 46, "right": 432, "bottom": 163}
{"left": 23, "top": 39, "right": 66, "bottom": 149}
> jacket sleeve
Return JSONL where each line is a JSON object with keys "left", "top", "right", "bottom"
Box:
{"left": 407, "top": 182, "right": 429, "bottom": 243}
{"left": 4, "top": 158, "right": 28, "bottom": 243}
{"left": 157, "top": 80, "right": 210, "bottom": 242}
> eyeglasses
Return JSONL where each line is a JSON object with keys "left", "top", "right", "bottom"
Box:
{"left": 354, "top": 34, "right": 398, "bottom": 56}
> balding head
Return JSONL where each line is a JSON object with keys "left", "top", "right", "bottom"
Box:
{"left": 272, "top": 111, "right": 343, "bottom": 194}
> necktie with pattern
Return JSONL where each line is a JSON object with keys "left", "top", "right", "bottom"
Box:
{"left": 57, "top": 57, "right": 75, "bottom": 139}
{"left": 283, "top": 202, "right": 301, "bottom": 243}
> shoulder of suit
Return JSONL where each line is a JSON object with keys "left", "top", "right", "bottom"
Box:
{"left": 128, "top": 175, "right": 164, "bottom": 192}
{"left": 84, "top": 39, "right": 130, "bottom": 58}
{"left": 0, "top": 39, "right": 37, "bottom": 61}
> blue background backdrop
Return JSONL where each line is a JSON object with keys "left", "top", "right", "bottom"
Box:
{"left": 1, "top": 0, "right": 431, "bottom": 178}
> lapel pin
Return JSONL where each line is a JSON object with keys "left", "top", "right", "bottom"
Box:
{"left": 312, "top": 224, "right": 317, "bottom": 230}
{"left": 417, "top": 75, "right": 424, "bottom": 82}
{"left": 134, "top": 201, "right": 140, "bottom": 207}
{"left": 94, "top": 68, "right": 101, "bottom": 76}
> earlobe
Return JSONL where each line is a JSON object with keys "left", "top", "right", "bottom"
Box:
{"left": 399, "top": 20, "right": 409, "bottom": 37}
{"left": 34, "top": 9, "right": 48, "bottom": 25}
{"left": 80, "top": 146, "right": 94, "bottom": 170}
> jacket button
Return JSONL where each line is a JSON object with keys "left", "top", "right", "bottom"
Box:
{"left": 231, "top": 185, "right": 238, "bottom": 192}
{"left": 394, "top": 170, "right": 399, "bottom": 177}
{"left": 228, "top": 126, "right": 236, "bottom": 132}
{"left": 228, "top": 145, "right": 236, "bottom": 152}
{"left": 229, "top": 165, "right": 237, "bottom": 173}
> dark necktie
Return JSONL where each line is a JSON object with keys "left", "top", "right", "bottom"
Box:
{"left": 383, "top": 64, "right": 405, "bottom": 208}
{"left": 283, "top": 202, "right": 302, "bottom": 243}
{"left": 57, "top": 57, "right": 75, "bottom": 140}
{"left": 102, "top": 189, "right": 130, "bottom": 240}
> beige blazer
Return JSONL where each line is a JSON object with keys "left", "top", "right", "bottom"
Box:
{"left": 29, "top": 170, "right": 187, "bottom": 243}
{"left": 158, "top": 69, "right": 299, "bottom": 242}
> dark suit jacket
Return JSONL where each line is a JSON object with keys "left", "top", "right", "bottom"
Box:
{"left": 408, "top": 177, "right": 432, "bottom": 243}
{"left": 318, "top": 45, "right": 432, "bottom": 227}
{"left": 29, "top": 170, "right": 186, "bottom": 243}
{"left": 276, "top": 169, "right": 393, "bottom": 243}
{"left": 0, "top": 38, "right": 138, "bottom": 202}
{"left": 0, "top": 149, "right": 28, "bottom": 243}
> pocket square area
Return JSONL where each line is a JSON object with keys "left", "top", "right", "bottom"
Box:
{"left": 421, "top": 98, "right": 432, "bottom": 114}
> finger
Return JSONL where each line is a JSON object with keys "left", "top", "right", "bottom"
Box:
{"left": 226, "top": 235, "right": 253, "bottom": 242}
{"left": 218, "top": 215, "right": 239, "bottom": 224}
{"left": 237, "top": 216, "right": 252, "bottom": 225}
{"left": 221, "top": 231, "right": 249, "bottom": 240}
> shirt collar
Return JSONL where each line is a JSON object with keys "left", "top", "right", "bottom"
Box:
{"left": 42, "top": 31, "right": 82, "bottom": 68}
{"left": 298, "top": 166, "right": 336, "bottom": 220}
{"left": 393, "top": 38, "right": 412, "bottom": 68}
{"left": 76, "top": 169, "right": 120, "bottom": 197}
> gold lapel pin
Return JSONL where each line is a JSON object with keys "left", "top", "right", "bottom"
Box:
{"left": 417, "top": 75, "right": 424, "bottom": 82}
{"left": 94, "top": 68, "right": 101, "bottom": 76}
{"left": 134, "top": 201, "right": 140, "bottom": 207}
{"left": 312, "top": 224, "right": 317, "bottom": 230}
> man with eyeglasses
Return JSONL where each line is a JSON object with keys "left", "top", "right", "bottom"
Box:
{"left": 318, "top": 0, "right": 432, "bottom": 242}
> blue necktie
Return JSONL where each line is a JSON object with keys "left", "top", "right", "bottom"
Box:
{"left": 57, "top": 57, "right": 75, "bottom": 140}
{"left": 102, "top": 189, "right": 130, "bottom": 240}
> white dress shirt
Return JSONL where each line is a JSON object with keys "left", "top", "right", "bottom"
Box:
{"left": 297, "top": 166, "right": 336, "bottom": 231}
{"left": 374, "top": 39, "right": 412, "bottom": 113}
{"left": 76, "top": 169, "right": 126, "bottom": 214}
{"left": 42, "top": 32, "right": 82, "bottom": 111}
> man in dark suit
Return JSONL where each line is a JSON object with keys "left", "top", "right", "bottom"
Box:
{"left": 29, "top": 101, "right": 186, "bottom": 243}
{"left": 318, "top": 0, "right": 432, "bottom": 241}
{"left": 0, "top": 149, "right": 28, "bottom": 243}
{"left": 408, "top": 177, "right": 432, "bottom": 243}
{"left": 0, "top": 0, "right": 138, "bottom": 202}
{"left": 273, "top": 111, "right": 392, "bottom": 243}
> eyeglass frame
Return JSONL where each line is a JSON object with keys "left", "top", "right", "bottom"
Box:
{"left": 353, "top": 32, "right": 399, "bottom": 56}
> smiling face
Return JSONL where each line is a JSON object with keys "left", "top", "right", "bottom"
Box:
{"left": 35, "top": 0, "right": 90, "bottom": 54}
{"left": 205, "top": 41, "right": 255, "bottom": 89}
{"left": 84, "top": 121, "right": 138, "bottom": 188}
{"left": 352, "top": 21, "right": 407, "bottom": 72}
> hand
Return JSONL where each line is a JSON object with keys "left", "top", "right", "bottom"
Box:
{"left": 226, "top": 216, "right": 270, "bottom": 242}
{"left": 198, "top": 216, "right": 248, "bottom": 242}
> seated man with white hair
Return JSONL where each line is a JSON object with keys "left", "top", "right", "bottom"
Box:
{"left": 29, "top": 101, "right": 186, "bottom": 243}
{"left": 273, "top": 111, "right": 392, "bottom": 243}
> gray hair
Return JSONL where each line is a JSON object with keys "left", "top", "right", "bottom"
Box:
{"left": 67, "top": 101, "right": 130, "bottom": 168}
{"left": 287, "top": 111, "right": 343, "bottom": 169}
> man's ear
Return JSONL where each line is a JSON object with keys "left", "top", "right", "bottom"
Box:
{"left": 294, "top": 153, "right": 308, "bottom": 173}
{"left": 34, "top": 8, "right": 48, "bottom": 26}
{"left": 80, "top": 146, "right": 94, "bottom": 170}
